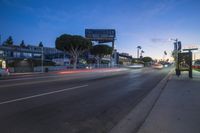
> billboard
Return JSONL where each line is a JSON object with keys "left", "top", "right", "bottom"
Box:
{"left": 85, "top": 29, "right": 116, "bottom": 43}
{"left": 178, "top": 52, "right": 192, "bottom": 71}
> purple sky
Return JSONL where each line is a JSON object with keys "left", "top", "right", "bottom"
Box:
{"left": 0, "top": 0, "right": 200, "bottom": 59}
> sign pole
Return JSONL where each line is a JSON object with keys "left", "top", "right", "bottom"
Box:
{"left": 189, "top": 50, "right": 192, "bottom": 78}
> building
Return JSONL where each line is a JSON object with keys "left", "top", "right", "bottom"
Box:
{"left": 116, "top": 52, "right": 133, "bottom": 65}
{"left": 0, "top": 44, "right": 68, "bottom": 72}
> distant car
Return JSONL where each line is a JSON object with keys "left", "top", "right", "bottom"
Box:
{"left": 163, "top": 63, "right": 169, "bottom": 68}
{"left": 77, "top": 64, "right": 87, "bottom": 69}
{"left": 193, "top": 60, "right": 200, "bottom": 69}
{"left": 85, "top": 66, "right": 93, "bottom": 69}
{"left": 128, "top": 64, "right": 144, "bottom": 69}
{"left": 152, "top": 63, "right": 163, "bottom": 69}
{"left": 0, "top": 68, "right": 10, "bottom": 77}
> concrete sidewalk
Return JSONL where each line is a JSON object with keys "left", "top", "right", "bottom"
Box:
{"left": 137, "top": 70, "right": 200, "bottom": 133}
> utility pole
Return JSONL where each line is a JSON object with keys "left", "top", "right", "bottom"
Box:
{"left": 111, "top": 40, "right": 115, "bottom": 67}
{"left": 171, "top": 38, "right": 182, "bottom": 76}
{"left": 171, "top": 38, "right": 179, "bottom": 75}
{"left": 0, "top": 34, "right": 1, "bottom": 45}
{"left": 41, "top": 46, "right": 44, "bottom": 73}
{"left": 137, "top": 46, "right": 141, "bottom": 58}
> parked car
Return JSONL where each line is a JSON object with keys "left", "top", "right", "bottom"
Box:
{"left": 0, "top": 68, "right": 10, "bottom": 77}
{"left": 152, "top": 63, "right": 163, "bottom": 69}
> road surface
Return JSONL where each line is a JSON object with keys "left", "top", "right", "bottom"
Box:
{"left": 0, "top": 67, "right": 171, "bottom": 133}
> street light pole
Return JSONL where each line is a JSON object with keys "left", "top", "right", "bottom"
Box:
{"left": 170, "top": 38, "right": 180, "bottom": 76}
{"left": 41, "top": 46, "right": 44, "bottom": 73}
{"left": 137, "top": 46, "right": 141, "bottom": 58}
{"left": 0, "top": 34, "right": 1, "bottom": 45}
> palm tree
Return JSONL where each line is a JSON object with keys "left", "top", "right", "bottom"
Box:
{"left": 140, "top": 50, "right": 144, "bottom": 58}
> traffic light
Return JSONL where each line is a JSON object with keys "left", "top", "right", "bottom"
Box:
{"left": 178, "top": 41, "right": 182, "bottom": 51}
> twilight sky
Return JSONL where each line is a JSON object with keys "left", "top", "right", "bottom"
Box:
{"left": 0, "top": 0, "right": 200, "bottom": 59}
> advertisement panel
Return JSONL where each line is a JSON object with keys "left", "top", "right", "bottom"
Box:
{"left": 85, "top": 29, "right": 116, "bottom": 43}
{"left": 178, "top": 52, "right": 191, "bottom": 71}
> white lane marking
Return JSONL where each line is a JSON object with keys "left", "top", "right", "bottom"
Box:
{"left": 0, "top": 74, "right": 88, "bottom": 88}
{"left": 0, "top": 84, "right": 88, "bottom": 105}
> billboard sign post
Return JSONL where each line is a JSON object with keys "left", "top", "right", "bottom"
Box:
{"left": 85, "top": 29, "right": 116, "bottom": 65}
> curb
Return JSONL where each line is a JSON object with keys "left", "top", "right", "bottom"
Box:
{"left": 109, "top": 69, "right": 173, "bottom": 133}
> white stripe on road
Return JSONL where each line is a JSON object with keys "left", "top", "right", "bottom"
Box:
{"left": 0, "top": 84, "right": 88, "bottom": 105}
{"left": 0, "top": 76, "right": 84, "bottom": 88}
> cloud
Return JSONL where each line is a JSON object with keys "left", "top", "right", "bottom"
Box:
{"left": 151, "top": 38, "right": 170, "bottom": 43}
{"left": 138, "top": 0, "right": 188, "bottom": 20}
{"left": 1, "top": 0, "right": 34, "bottom": 12}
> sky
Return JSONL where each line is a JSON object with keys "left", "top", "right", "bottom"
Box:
{"left": 0, "top": 0, "right": 200, "bottom": 59}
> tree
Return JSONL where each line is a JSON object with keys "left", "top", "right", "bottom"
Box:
{"left": 142, "top": 56, "right": 153, "bottom": 63}
{"left": 140, "top": 50, "right": 144, "bottom": 58}
{"left": 172, "top": 50, "right": 177, "bottom": 61}
{"left": 55, "top": 34, "right": 92, "bottom": 69}
{"left": 90, "top": 44, "right": 112, "bottom": 66}
{"left": 20, "top": 40, "right": 26, "bottom": 47}
{"left": 3, "top": 36, "right": 13, "bottom": 46}
{"left": 39, "top": 41, "right": 43, "bottom": 47}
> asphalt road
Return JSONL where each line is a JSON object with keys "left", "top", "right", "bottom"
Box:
{"left": 0, "top": 67, "right": 171, "bottom": 133}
